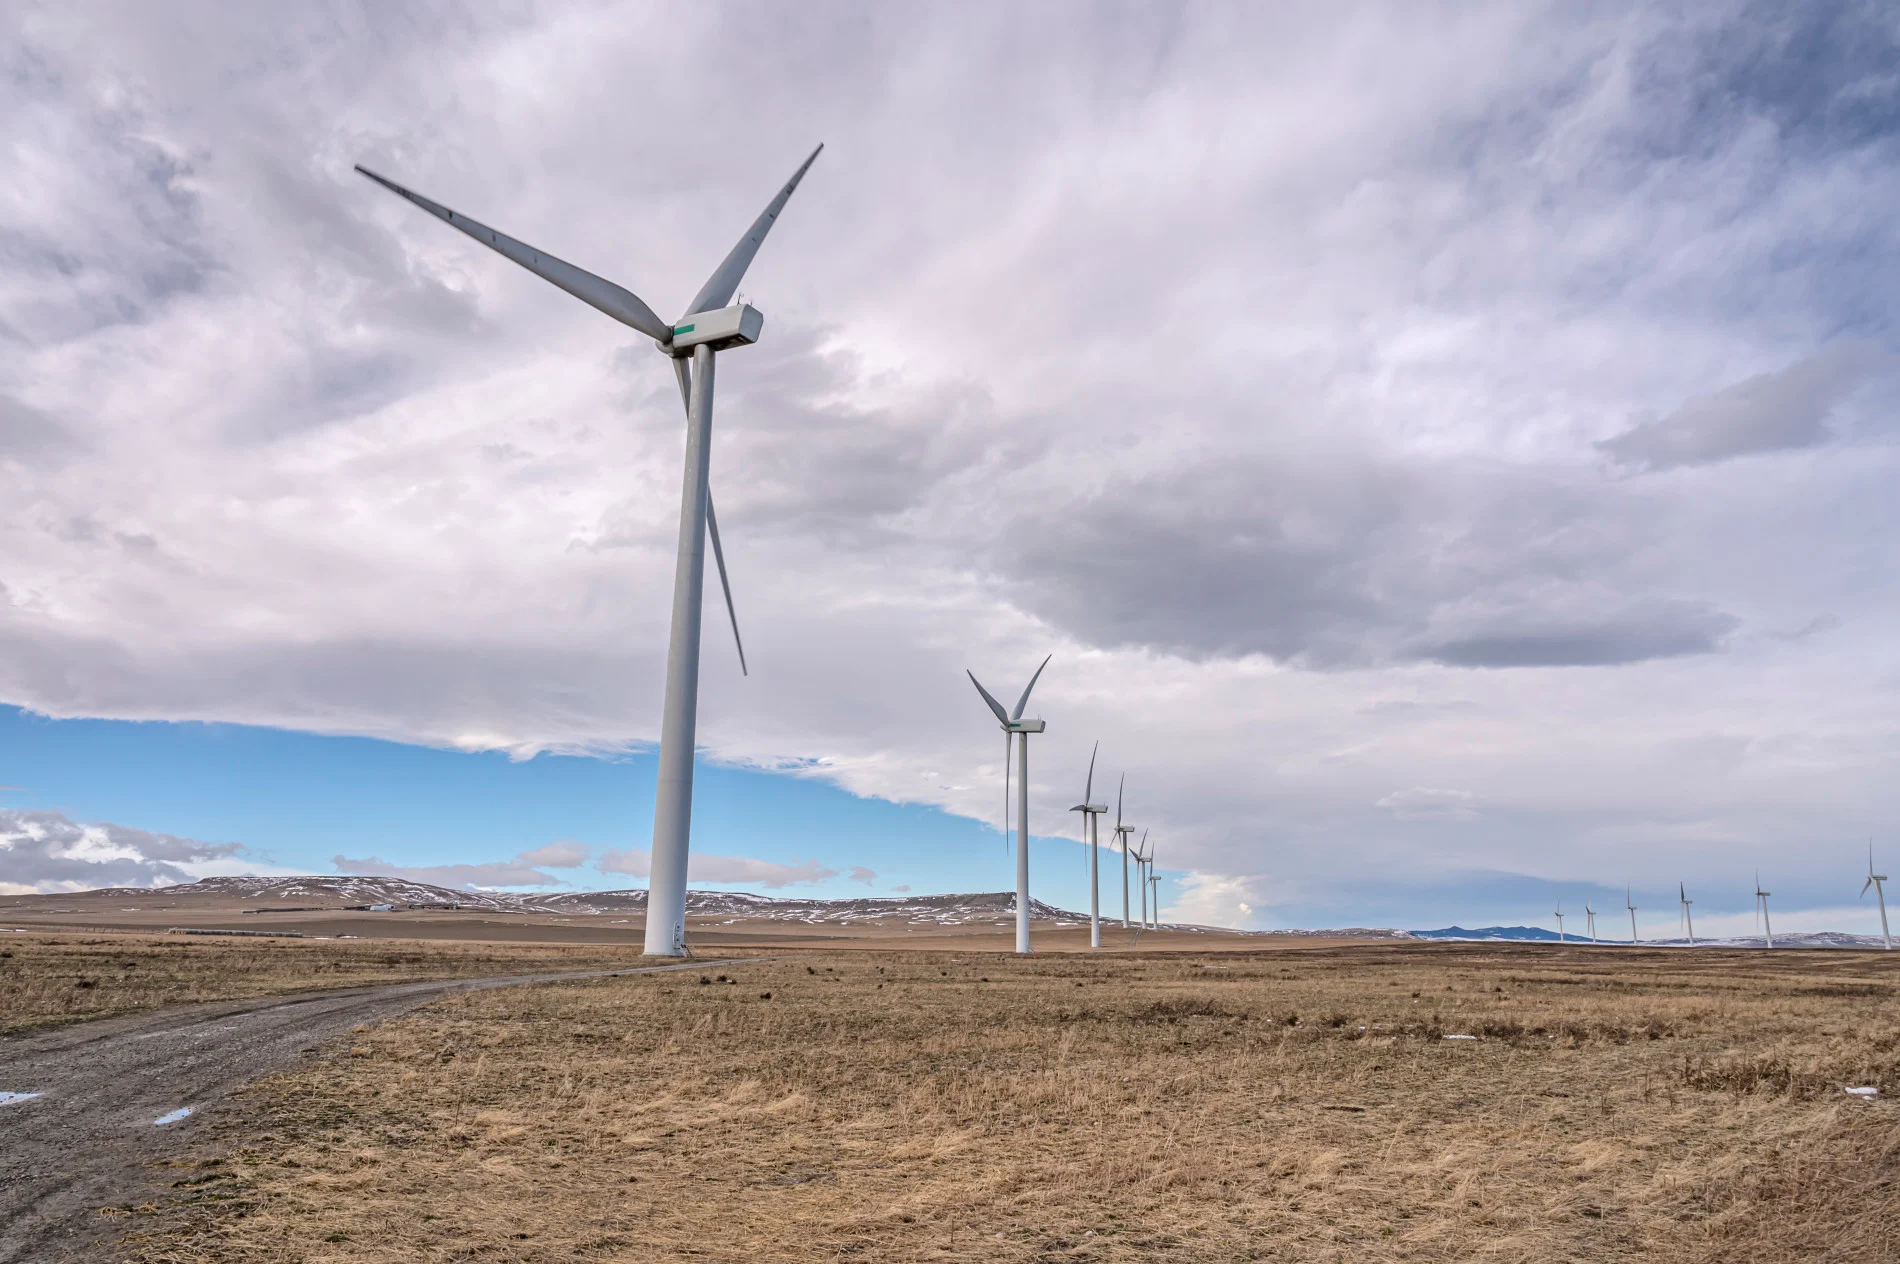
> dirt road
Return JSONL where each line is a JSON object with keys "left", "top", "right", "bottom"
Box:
{"left": 0, "top": 961, "right": 719, "bottom": 1262}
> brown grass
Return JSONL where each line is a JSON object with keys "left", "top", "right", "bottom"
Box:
{"left": 0, "top": 930, "right": 658, "bottom": 1035}
{"left": 122, "top": 945, "right": 1899, "bottom": 1262}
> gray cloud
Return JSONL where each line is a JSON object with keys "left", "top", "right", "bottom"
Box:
{"left": 0, "top": 395, "right": 79, "bottom": 464}
{"left": 1415, "top": 601, "right": 1739, "bottom": 668}
{"left": 1598, "top": 343, "right": 1881, "bottom": 472}
{"left": 848, "top": 865, "right": 876, "bottom": 886}
{"left": 0, "top": 809, "right": 240, "bottom": 893}
{"left": 1002, "top": 455, "right": 1742, "bottom": 669}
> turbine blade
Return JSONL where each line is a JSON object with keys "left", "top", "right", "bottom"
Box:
{"left": 673, "top": 354, "right": 694, "bottom": 415}
{"left": 1866, "top": 876, "right": 1877, "bottom": 897}
{"left": 1084, "top": 740, "right": 1098, "bottom": 803}
{"left": 668, "top": 356, "right": 745, "bottom": 675}
{"left": 1012, "top": 654, "right": 1052, "bottom": 721}
{"left": 680, "top": 143, "right": 824, "bottom": 320}
{"left": 967, "top": 672, "right": 1010, "bottom": 726}
{"left": 1116, "top": 773, "right": 1124, "bottom": 830}
{"left": 706, "top": 493, "right": 747, "bottom": 677}
{"left": 355, "top": 165, "right": 670, "bottom": 342}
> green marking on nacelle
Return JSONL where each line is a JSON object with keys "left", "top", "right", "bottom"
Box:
{"left": 673, "top": 324, "right": 695, "bottom": 335}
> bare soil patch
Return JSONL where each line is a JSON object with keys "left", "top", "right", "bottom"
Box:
{"left": 117, "top": 944, "right": 1898, "bottom": 1262}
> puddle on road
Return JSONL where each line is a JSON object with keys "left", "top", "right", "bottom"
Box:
{"left": 152, "top": 1106, "right": 194, "bottom": 1126}
{"left": 0, "top": 1091, "right": 43, "bottom": 1106}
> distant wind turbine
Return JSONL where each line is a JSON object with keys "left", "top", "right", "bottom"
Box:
{"left": 968, "top": 656, "right": 1052, "bottom": 954}
{"left": 354, "top": 146, "right": 824, "bottom": 958}
{"left": 1626, "top": 885, "right": 1639, "bottom": 944}
{"left": 1113, "top": 780, "right": 1135, "bottom": 930}
{"left": 1140, "top": 836, "right": 1155, "bottom": 927}
{"left": 1069, "top": 743, "right": 1109, "bottom": 950}
{"left": 1553, "top": 903, "right": 1565, "bottom": 943}
{"left": 1754, "top": 872, "right": 1773, "bottom": 949}
{"left": 1864, "top": 841, "right": 1892, "bottom": 951}
{"left": 1679, "top": 883, "right": 1695, "bottom": 946}
{"left": 1584, "top": 903, "right": 1597, "bottom": 944}
{"left": 1133, "top": 830, "right": 1151, "bottom": 929}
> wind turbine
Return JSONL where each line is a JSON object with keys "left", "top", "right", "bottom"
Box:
{"left": 1864, "top": 841, "right": 1892, "bottom": 950}
{"left": 1140, "top": 843, "right": 1155, "bottom": 931}
{"left": 1069, "top": 743, "right": 1108, "bottom": 949}
{"left": 1754, "top": 872, "right": 1773, "bottom": 949}
{"left": 1113, "top": 778, "right": 1135, "bottom": 930}
{"left": 1132, "top": 830, "right": 1151, "bottom": 929}
{"left": 1626, "top": 885, "right": 1639, "bottom": 944}
{"left": 1584, "top": 903, "right": 1596, "bottom": 944}
{"left": 355, "top": 147, "right": 823, "bottom": 958}
{"left": 1553, "top": 903, "right": 1565, "bottom": 943}
{"left": 1679, "top": 883, "right": 1695, "bottom": 946}
{"left": 968, "top": 656, "right": 1052, "bottom": 954}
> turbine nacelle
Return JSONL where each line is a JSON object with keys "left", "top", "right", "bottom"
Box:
{"left": 668, "top": 304, "right": 765, "bottom": 354}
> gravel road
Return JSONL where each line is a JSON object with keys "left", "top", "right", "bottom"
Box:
{"left": 0, "top": 961, "right": 721, "bottom": 1261}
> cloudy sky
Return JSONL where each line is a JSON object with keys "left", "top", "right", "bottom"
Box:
{"left": 5, "top": 2, "right": 1900, "bottom": 934}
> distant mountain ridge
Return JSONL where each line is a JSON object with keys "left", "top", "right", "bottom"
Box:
{"left": 1412, "top": 924, "right": 1891, "bottom": 949}
{"left": 98, "top": 876, "right": 1100, "bottom": 927}
{"left": 35, "top": 879, "right": 1893, "bottom": 946}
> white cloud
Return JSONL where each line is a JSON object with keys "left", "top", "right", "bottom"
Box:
{"left": 597, "top": 847, "right": 838, "bottom": 889}
{"left": 1166, "top": 872, "right": 1268, "bottom": 930}
{"left": 0, "top": 809, "right": 239, "bottom": 893}
{"left": 333, "top": 852, "right": 572, "bottom": 891}
{"left": 517, "top": 840, "right": 589, "bottom": 868}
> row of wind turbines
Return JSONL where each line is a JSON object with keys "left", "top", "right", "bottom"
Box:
{"left": 1550, "top": 847, "right": 1892, "bottom": 949}
{"left": 967, "top": 657, "right": 1162, "bottom": 954}
{"left": 361, "top": 145, "right": 1190, "bottom": 960}
{"left": 354, "top": 142, "right": 1896, "bottom": 960}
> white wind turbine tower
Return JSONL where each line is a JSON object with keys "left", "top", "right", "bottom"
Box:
{"left": 1678, "top": 883, "right": 1695, "bottom": 946}
{"left": 1113, "top": 778, "right": 1135, "bottom": 930}
{"left": 356, "top": 147, "right": 823, "bottom": 958}
{"left": 1140, "top": 843, "right": 1155, "bottom": 931}
{"left": 1069, "top": 743, "right": 1108, "bottom": 950}
{"left": 1553, "top": 903, "right": 1566, "bottom": 943}
{"left": 968, "top": 656, "right": 1052, "bottom": 954}
{"left": 1626, "top": 885, "right": 1639, "bottom": 944}
{"left": 1133, "top": 831, "right": 1151, "bottom": 929}
{"left": 1754, "top": 872, "right": 1774, "bottom": 949}
{"left": 1584, "top": 903, "right": 1597, "bottom": 944}
{"left": 1863, "top": 841, "right": 1892, "bottom": 950}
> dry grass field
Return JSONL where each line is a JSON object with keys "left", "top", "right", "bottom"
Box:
{"left": 0, "top": 931, "right": 655, "bottom": 1035}
{"left": 120, "top": 944, "right": 1898, "bottom": 1263}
